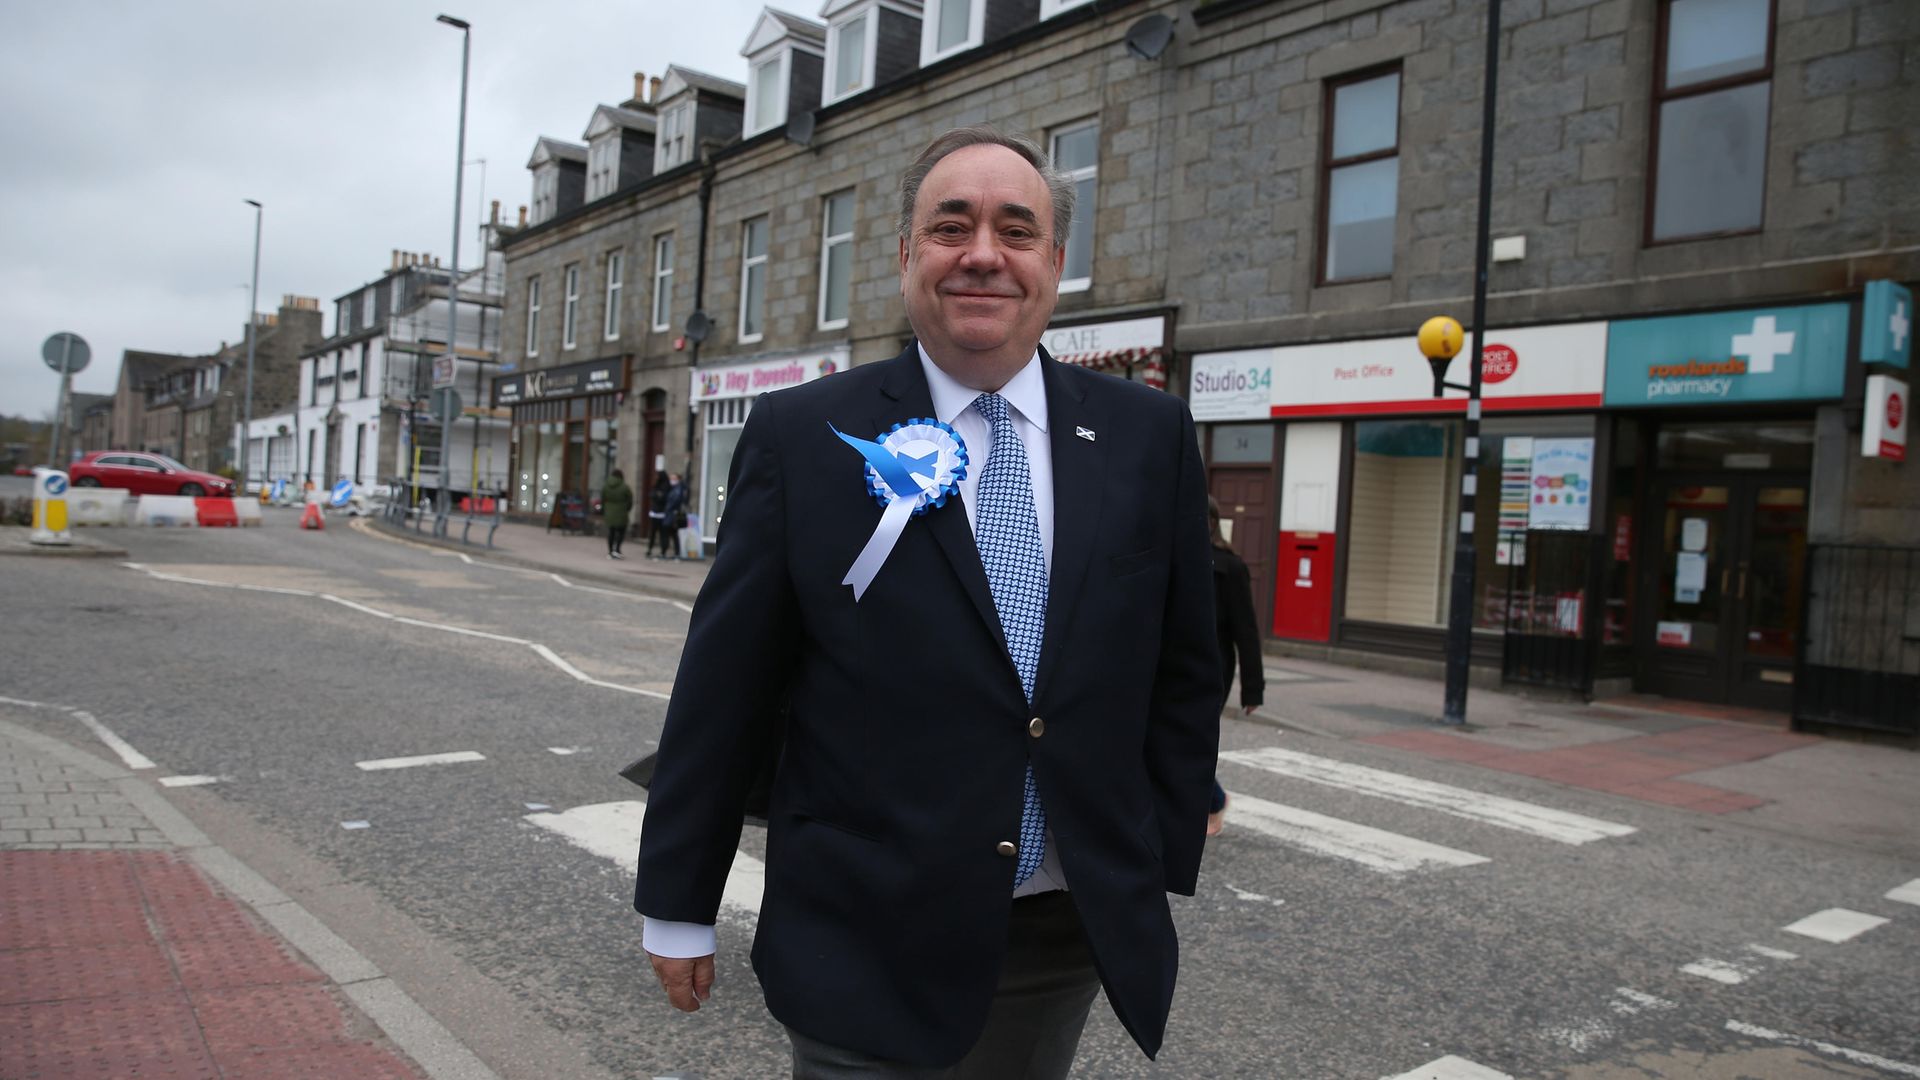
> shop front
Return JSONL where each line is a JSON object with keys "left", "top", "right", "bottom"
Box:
{"left": 1188, "top": 300, "right": 1857, "bottom": 709}
{"left": 1042, "top": 311, "right": 1171, "bottom": 389}
{"left": 495, "top": 355, "right": 627, "bottom": 520}
{"left": 690, "top": 347, "right": 845, "bottom": 545}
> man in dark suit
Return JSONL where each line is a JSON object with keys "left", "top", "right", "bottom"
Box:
{"left": 635, "top": 125, "right": 1220, "bottom": 1077}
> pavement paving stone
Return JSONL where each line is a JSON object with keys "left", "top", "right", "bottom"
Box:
{"left": 0, "top": 730, "right": 433, "bottom": 1080}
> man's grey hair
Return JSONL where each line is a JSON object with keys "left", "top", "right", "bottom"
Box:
{"left": 897, "top": 125, "right": 1077, "bottom": 252}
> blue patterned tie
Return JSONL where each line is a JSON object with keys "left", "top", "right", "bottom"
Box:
{"left": 970, "top": 392, "right": 1048, "bottom": 887}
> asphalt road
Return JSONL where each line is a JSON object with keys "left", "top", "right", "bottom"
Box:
{"left": 3, "top": 523, "right": 1915, "bottom": 1079}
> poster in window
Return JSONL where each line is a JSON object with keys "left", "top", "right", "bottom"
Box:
{"left": 1499, "top": 436, "right": 1533, "bottom": 534}
{"left": 1528, "top": 438, "right": 1594, "bottom": 530}
{"left": 1674, "top": 551, "right": 1708, "bottom": 603}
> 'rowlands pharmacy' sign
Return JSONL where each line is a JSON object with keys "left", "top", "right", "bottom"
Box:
{"left": 1605, "top": 303, "right": 1849, "bottom": 407}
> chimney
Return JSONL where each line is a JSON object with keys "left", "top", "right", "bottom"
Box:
{"left": 649, "top": 76, "right": 661, "bottom": 103}
{"left": 490, "top": 199, "right": 501, "bottom": 226}
{"left": 518, "top": 205, "right": 528, "bottom": 227}
{"left": 633, "top": 71, "right": 646, "bottom": 103}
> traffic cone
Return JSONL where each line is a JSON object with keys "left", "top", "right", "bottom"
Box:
{"left": 300, "top": 501, "right": 325, "bottom": 530}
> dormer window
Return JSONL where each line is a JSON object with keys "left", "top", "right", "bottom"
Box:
{"left": 587, "top": 135, "right": 620, "bottom": 201}
{"left": 748, "top": 53, "right": 788, "bottom": 136}
{"left": 825, "top": 11, "right": 870, "bottom": 102}
{"left": 921, "top": 0, "right": 983, "bottom": 63}
{"left": 742, "top": 10, "right": 825, "bottom": 139}
{"left": 532, "top": 168, "right": 558, "bottom": 223}
{"left": 821, "top": 0, "right": 920, "bottom": 105}
{"left": 657, "top": 101, "right": 692, "bottom": 170}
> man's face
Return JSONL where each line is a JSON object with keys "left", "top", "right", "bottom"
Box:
{"left": 900, "top": 144, "right": 1065, "bottom": 388}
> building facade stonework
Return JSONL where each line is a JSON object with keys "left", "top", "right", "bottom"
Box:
{"left": 497, "top": 0, "right": 1916, "bottom": 728}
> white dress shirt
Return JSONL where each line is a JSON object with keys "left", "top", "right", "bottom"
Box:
{"left": 642, "top": 349, "right": 1065, "bottom": 960}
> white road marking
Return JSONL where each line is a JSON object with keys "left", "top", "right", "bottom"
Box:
{"left": 159, "top": 775, "right": 225, "bottom": 787}
{"left": 547, "top": 747, "right": 580, "bottom": 755}
{"left": 341, "top": 820, "right": 371, "bottom": 830}
{"left": 71, "top": 710, "right": 156, "bottom": 770}
{"left": 1224, "top": 791, "right": 1489, "bottom": 875}
{"left": 1610, "top": 988, "right": 1676, "bottom": 1016}
{"left": 1382, "top": 1055, "right": 1514, "bottom": 1080}
{"left": 121, "top": 562, "right": 671, "bottom": 700}
{"left": 1221, "top": 747, "right": 1636, "bottom": 845}
{"left": 1886, "top": 879, "right": 1920, "bottom": 907}
{"left": 1223, "top": 883, "right": 1286, "bottom": 906}
{"left": 524, "top": 803, "right": 550, "bottom": 811}
{"left": 1541, "top": 1017, "right": 1614, "bottom": 1053}
{"left": 523, "top": 800, "right": 764, "bottom": 915}
{"left": 356, "top": 751, "right": 487, "bottom": 772}
{"left": 0, "top": 695, "right": 66, "bottom": 710}
{"left": 1682, "top": 958, "right": 1755, "bottom": 985}
{"left": 1746, "top": 943, "right": 1798, "bottom": 961}
{"left": 531, "top": 644, "right": 671, "bottom": 700}
{"left": 1725, "top": 1019, "right": 1920, "bottom": 1077}
{"left": 1783, "top": 908, "right": 1890, "bottom": 943}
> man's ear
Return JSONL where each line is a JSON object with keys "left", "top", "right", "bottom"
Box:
{"left": 899, "top": 234, "right": 911, "bottom": 292}
{"left": 1052, "top": 240, "right": 1067, "bottom": 282}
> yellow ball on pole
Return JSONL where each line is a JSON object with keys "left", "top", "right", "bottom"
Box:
{"left": 1418, "top": 315, "right": 1465, "bottom": 361}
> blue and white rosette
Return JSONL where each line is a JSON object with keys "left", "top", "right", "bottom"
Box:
{"left": 830, "top": 419, "right": 968, "bottom": 600}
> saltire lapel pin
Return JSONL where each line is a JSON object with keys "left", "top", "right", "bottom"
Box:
{"left": 1076, "top": 426, "right": 1096, "bottom": 442}
{"left": 830, "top": 419, "right": 968, "bottom": 600}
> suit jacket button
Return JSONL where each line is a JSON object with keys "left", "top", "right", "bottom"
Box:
{"left": 996, "top": 841, "right": 1018, "bottom": 857}
{"left": 1028, "top": 716, "right": 1045, "bottom": 737}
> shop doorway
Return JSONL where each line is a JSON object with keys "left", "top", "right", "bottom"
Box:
{"left": 1637, "top": 475, "right": 1808, "bottom": 709}
{"left": 1210, "top": 465, "right": 1276, "bottom": 633}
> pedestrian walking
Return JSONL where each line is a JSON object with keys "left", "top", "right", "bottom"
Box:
{"left": 634, "top": 125, "right": 1220, "bottom": 1078}
{"left": 657, "top": 473, "right": 687, "bottom": 560}
{"left": 645, "top": 469, "right": 671, "bottom": 558}
{"left": 1206, "top": 495, "right": 1265, "bottom": 837}
{"left": 601, "top": 469, "right": 633, "bottom": 560}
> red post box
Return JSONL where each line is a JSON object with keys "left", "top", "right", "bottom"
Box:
{"left": 1272, "top": 530, "right": 1335, "bottom": 641}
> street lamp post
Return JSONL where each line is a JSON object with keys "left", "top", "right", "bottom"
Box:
{"left": 436, "top": 14, "right": 471, "bottom": 534}
{"left": 1424, "top": 0, "right": 1504, "bottom": 726}
{"left": 241, "top": 199, "right": 262, "bottom": 492}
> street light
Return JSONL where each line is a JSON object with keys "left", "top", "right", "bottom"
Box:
{"left": 436, "top": 13, "right": 471, "bottom": 533}
{"left": 241, "top": 199, "right": 262, "bottom": 494}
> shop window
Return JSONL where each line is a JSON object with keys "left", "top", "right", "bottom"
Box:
{"left": 1320, "top": 67, "right": 1401, "bottom": 283}
{"left": 1468, "top": 417, "right": 1598, "bottom": 637}
{"left": 1344, "top": 419, "right": 1461, "bottom": 627}
{"left": 701, "top": 396, "right": 753, "bottom": 541}
{"left": 1655, "top": 420, "right": 1812, "bottom": 471}
{"left": 1050, "top": 121, "right": 1098, "bottom": 292}
{"left": 1649, "top": 0, "right": 1772, "bottom": 242}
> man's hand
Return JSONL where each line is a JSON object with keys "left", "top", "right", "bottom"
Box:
{"left": 648, "top": 951, "right": 716, "bottom": 1011}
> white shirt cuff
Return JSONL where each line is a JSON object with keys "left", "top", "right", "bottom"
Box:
{"left": 642, "top": 917, "right": 717, "bottom": 959}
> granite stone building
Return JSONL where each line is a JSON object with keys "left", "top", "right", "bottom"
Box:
{"left": 497, "top": 0, "right": 1917, "bottom": 730}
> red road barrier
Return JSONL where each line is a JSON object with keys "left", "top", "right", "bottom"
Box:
{"left": 194, "top": 497, "right": 239, "bottom": 527}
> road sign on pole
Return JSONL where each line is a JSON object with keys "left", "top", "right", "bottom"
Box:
{"left": 41, "top": 333, "right": 91, "bottom": 468}
{"left": 433, "top": 387, "right": 462, "bottom": 423}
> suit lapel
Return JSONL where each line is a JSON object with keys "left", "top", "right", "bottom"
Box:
{"left": 1034, "top": 353, "right": 1104, "bottom": 706}
{"left": 874, "top": 344, "right": 1009, "bottom": 659}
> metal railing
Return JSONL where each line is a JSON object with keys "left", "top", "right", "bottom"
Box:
{"left": 1795, "top": 544, "right": 1920, "bottom": 736}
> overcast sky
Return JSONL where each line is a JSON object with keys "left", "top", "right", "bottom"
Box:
{"left": 0, "top": 0, "right": 776, "bottom": 422}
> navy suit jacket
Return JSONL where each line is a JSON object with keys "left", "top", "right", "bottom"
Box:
{"left": 634, "top": 343, "right": 1221, "bottom": 1066}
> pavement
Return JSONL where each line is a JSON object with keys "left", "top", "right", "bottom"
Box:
{"left": 0, "top": 713, "right": 493, "bottom": 1080}
{"left": 5, "top": 512, "right": 1916, "bottom": 1078}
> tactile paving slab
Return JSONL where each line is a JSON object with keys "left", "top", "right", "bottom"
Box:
{"left": 0, "top": 851, "right": 140, "bottom": 908}
{"left": 0, "top": 991, "right": 219, "bottom": 1079}
{"left": 0, "top": 897, "right": 152, "bottom": 950}
{"left": 214, "top": 1041, "right": 426, "bottom": 1080}
{"left": 190, "top": 984, "right": 352, "bottom": 1054}
{"left": 164, "top": 934, "right": 325, "bottom": 993}
{"left": 0, "top": 942, "right": 176, "bottom": 1007}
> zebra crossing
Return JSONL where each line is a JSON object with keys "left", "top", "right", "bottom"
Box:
{"left": 516, "top": 742, "right": 1640, "bottom": 911}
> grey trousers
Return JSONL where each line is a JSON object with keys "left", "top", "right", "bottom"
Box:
{"left": 787, "top": 891, "right": 1103, "bottom": 1080}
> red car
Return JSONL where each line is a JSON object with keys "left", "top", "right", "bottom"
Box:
{"left": 68, "top": 451, "right": 236, "bottom": 497}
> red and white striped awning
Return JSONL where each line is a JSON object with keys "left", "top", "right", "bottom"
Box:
{"left": 1054, "top": 346, "right": 1168, "bottom": 389}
